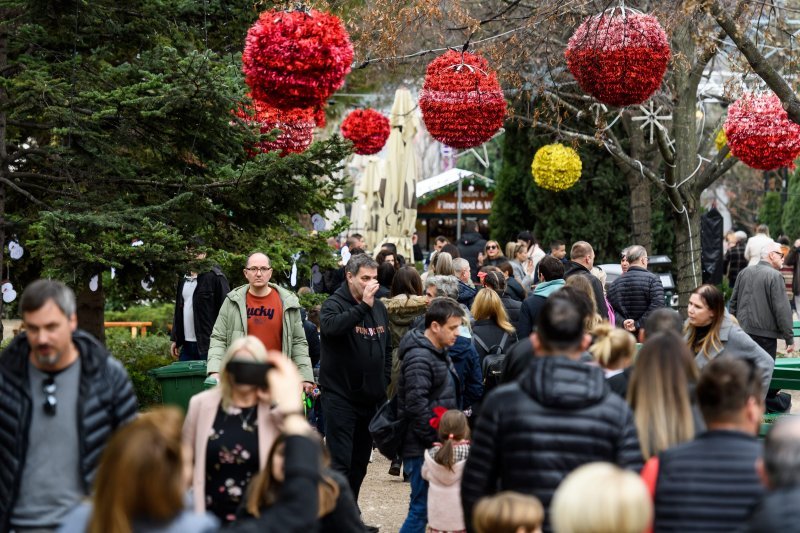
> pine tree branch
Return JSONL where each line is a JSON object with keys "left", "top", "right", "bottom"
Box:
{"left": 707, "top": 0, "right": 800, "bottom": 125}
{"left": 0, "top": 177, "right": 48, "bottom": 207}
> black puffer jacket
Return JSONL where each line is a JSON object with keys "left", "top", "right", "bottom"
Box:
{"left": 500, "top": 294, "right": 522, "bottom": 331}
{"left": 461, "top": 355, "right": 642, "bottom": 532}
{"left": 563, "top": 261, "right": 608, "bottom": 319}
{"left": 742, "top": 485, "right": 800, "bottom": 532}
{"left": 458, "top": 232, "right": 487, "bottom": 282}
{"left": 471, "top": 319, "right": 517, "bottom": 363}
{"left": 397, "top": 329, "right": 460, "bottom": 458}
{"left": 607, "top": 266, "right": 664, "bottom": 331}
{"left": 0, "top": 330, "right": 138, "bottom": 531}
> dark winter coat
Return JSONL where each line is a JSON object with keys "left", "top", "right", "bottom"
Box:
{"left": 742, "top": 485, "right": 800, "bottom": 532}
{"left": 504, "top": 277, "right": 526, "bottom": 302}
{"left": 397, "top": 329, "right": 460, "bottom": 458}
{"left": 563, "top": 261, "right": 609, "bottom": 319}
{"left": 517, "top": 279, "right": 565, "bottom": 338}
{"left": 471, "top": 319, "right": 517, "bottom": 363}
{"left": 171, "top": 266, "right": 230, "bottom": 356}
{"left": 461, "top": 355, "right": 642, "bottom": 532}
{"left": 457, "top": 280, "right": 478, "bottom": 310}
{"left": 448, "top": 335, "right": 484, "bottom": 410}
{"left": 653, "top": 430, "right": 764, "bottom": 533}
{"left": 500, "top": 294, "right": 522, "bottom": 332}
{"left": 607, "top": 266, "right": 664, "bottom": 332}
{"left": 724, "top": 242, "right": 748, "bottom": 289}
{"left": 383, "top": 294, "right": 428, "bottom": 397}
{"left": 319, "top": 284, "right": 392, "bottom": 406}
{"left": 458, "top": 232, "right": 487, "bottom": 282}
{"left": 0, "top": 331, "right": 138, "bottom": 531}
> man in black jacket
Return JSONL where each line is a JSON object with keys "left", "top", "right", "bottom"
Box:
{"left": 457, "top": 219, "right": 486, "bottom": 283}
{"left": 607, "top": 245, "right": 664, "bottom": 336}
{"left": 170, "top": 250, "right": 230, "bottom": 361}
{"left": 461, "top": 296, "right": 642, "bottom": 532}
{"left": 319, "top": 254, "right": 392, "bottom": 508}
{"left": 0, "top": 280, "right": 137, "bottom": 531}
{"left": 397, "top": 297, "right": 462, "bottom": 533}
{"left": 743, "top": 416, "right": 800, "bottom": 531}
{"left": 648, "top": 357, "right": 765, "bottom": 532}
{"left": 563, "top": 240, "right": 608, "bottom": 319}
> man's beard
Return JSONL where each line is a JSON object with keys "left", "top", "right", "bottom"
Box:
{"left": 35, "top": 347, "right": 61, "bottom": 367}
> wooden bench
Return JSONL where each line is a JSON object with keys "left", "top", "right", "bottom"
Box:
{"left": 104, "top": 321, "right": 152, "bottom": 338}
{"left": 760, "top": 357, "right": 800, "bottom": 437}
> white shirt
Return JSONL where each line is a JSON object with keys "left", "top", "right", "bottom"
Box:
{"left": 182, "top": 276, "right": 198, "bottom": 342}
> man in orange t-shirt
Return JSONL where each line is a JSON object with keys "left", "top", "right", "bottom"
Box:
{"left": 207, "top": 252, "right": 313, "bottom": 392}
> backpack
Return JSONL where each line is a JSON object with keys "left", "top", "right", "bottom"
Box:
{"left": 473, "top": 331, "right": 510, "bottom": 391}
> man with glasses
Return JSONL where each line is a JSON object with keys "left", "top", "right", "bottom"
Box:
{"left": 730, "top": 242, "right": 795, "bottom": 412}
{"left": 0, "top": 280, "right": 137, "bottom": 532}
{"left": 607, "top": 245, "right": 664, "bottom": 336}
{"left": 207, "top": 252, "right": 314, "bottom": 392}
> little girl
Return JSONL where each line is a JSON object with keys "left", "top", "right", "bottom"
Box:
{"left": 422, "top": 409, "right": 470, "bottom": 533}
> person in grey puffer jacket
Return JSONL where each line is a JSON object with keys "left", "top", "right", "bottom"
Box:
{"left": 461, "top": 296, "right": 642, "bottom": 533}
{"left": 397, "top": 298, "right": 463, "bottom": 533}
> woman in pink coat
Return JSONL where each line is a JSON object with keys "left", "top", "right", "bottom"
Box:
{"left": 182, "top": 336, "right": 281, "bottom": 524}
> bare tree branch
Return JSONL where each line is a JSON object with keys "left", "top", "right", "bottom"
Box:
{"left": 708, "top": 0, "right": 800, "bottom": 125}
{"left": 0, "top": 177, "right": 48, "bottom": 207}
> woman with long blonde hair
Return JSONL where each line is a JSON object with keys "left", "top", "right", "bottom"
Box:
{"left": 59, "top": 407, "right": 218, "bottom": 533}
{"left": 627, "top": 332, "right": 700, "bottom": 460}
{"left": 471, "top": 288, "right": 518, "bottom": 365}
{"left": 565, "top": 275, "right": 603, "bottom": 331}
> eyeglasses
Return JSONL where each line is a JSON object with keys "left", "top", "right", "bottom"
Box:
{"left": 772, "top": 251, "right": 785, "bottom": 259}
{"left": 486, "top": 245, "right": 498, "bottom": 250}
{"left": 245, "top": 266, "right": 273, "bottom": 274}
{"left": 43, "top": 376, "right": 57, "bottom": 416}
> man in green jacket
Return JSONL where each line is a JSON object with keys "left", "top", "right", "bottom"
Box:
{"left": 207, "top": 252, "right": 314, "bottom": 392}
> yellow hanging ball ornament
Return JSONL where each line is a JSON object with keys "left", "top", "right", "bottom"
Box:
{"left": 715, "top": 129, "right": 731, "bottom": 158}
{"left": 531, "top": 144, "right": 582, "bottom": 192}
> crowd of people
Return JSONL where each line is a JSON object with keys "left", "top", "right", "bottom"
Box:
{"left": 1, "top": 223, "right": 799, "bottom": 533}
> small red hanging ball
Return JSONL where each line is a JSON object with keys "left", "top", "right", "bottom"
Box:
{"left": 340, "top": 109, "right": 391, "bottom": 155}
{"left": 724, "top": 93, "right": 800, "bottom": 171}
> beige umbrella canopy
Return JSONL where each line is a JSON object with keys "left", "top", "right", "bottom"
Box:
{"left": 352, "top": 155, "right": 384, "bottom": 252}
{"left": 375, "top": 87, "right": 420, "bottom": 261}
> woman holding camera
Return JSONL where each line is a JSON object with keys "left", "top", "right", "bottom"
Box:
{"left": 182, "top": 336, "right": 281, "bottom": 523}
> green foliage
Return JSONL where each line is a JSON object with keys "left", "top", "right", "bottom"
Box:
{"left": 3, "top": 0, "right": 353, "bottom": 323}
{"left": 782, "top": 168, "right": 800, "bottom": 239}
{"left": 299, "top": 291, "right": 329, "bottom": 311}
{"left": 759, "top": 191, "right": 783, "bottom": 237}
{"left": 107, "top": 334, "right": 173, "bottom": 409}
{"left": 105, "top": 303, "right": 175, "bottom": 335}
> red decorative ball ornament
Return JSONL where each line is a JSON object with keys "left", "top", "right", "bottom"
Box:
{"left": 242, "top": 8, "right": 354, "bottom": 110}
{"left": 340, "top": 109, "right": 391, "bottom": 155}
{"left": 236, "top": 100, "right": 315, "bottom": 156}
{"left": 418, "top": 50, "right": 506, "bottom": 149}
{"left": 724, "top": 93, "right": 800, "bottom": 171}
{"left": 565, "top": 10, "right": 670, "bottom": 107}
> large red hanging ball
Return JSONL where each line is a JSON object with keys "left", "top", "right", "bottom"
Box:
{"left": 418, "top": 50, "right": 507, "bottom": 149}
{"left": 242, "top": 8, "right": 353, "bottom": 110}
{"left": 340, "top": 109, "right": 391, "bottom": 155}
{"left": 235, "top": 99, "right": 315, "bottom": 156}
{"left": 724, "top": 93, "right": 800, "bottom": 171}
{"left": 565, "top": 10, "right": 670, "bottom": 107}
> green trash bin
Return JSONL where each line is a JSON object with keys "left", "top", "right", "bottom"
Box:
{"left": 149, "top": 360, "right": 209, "bottom": 413}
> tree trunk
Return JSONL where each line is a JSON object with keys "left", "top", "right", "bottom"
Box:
{"left": 0, "top": 12, "right": 8, "bottom": 341}
{"left": 670, "top": 19, "right": 702, "bottom": 314}
{"left": 76, "top": 279, "right": 105, "bottom": 343}
{"left": 627, "top": 176, "right": 652, "bottom": 251}
{"left": 671, "top": 207, "right": 702, "bottom": 314}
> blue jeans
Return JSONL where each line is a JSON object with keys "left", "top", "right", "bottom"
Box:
{"left": 179, "top": 341, "right": 203, "bottom": 361}
{"left": 399, "top": 455, "right": 428, "bottom": 533}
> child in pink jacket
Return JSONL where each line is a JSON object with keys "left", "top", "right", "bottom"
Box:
{"left": 422, "top": 409, "right": 470, "bottom": 533}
